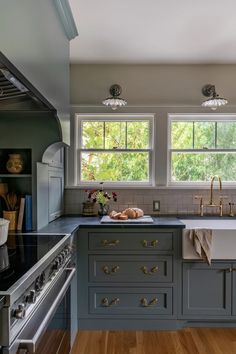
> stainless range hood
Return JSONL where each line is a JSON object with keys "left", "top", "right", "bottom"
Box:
{"left": 0, "top": 52, "right": 56, "bottom": 112}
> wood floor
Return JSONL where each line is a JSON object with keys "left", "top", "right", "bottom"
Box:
{"left": 71, "top": 329, "right": 236, "bottom": 354}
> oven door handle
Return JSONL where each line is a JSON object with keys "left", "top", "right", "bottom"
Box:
{"left": 18, "top": 267, "right": 76, "bottom": 354}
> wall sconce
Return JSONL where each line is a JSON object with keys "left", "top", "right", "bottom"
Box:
{"left": 201, "top": 84, "right": 228, "bottom": 110}
{"left": 102, "top": 84, "right": 127, "bottom": 110}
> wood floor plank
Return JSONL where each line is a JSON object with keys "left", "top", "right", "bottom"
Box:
{"left": 72, "top": 329, "right": 236, "bottom": 354}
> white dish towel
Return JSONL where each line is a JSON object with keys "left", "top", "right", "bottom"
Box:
{"left": 188, "top": 228, "right": 213, "bottom": 265}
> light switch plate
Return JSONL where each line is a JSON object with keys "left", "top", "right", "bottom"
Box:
{"left": 153, "top": 200, "right": 160, "bottom": 212}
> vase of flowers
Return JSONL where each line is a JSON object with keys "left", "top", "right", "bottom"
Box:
{"left": 85, "top": 182, "right": 117, "bottom": 217}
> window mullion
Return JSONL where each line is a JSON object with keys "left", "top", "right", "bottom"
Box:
{"left": 103, "top": 121, "right": 105, "bottom": 149}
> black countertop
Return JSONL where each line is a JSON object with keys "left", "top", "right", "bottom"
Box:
{"left": 37, "top": 216, "right": 185, "bottom": 235}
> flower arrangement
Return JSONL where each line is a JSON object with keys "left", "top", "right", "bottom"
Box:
{"left": 85, "top": 182, "right": 117, "bottom": 206}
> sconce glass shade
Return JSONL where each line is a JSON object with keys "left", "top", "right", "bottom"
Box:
{"left": 102, "top": 84, "right": 127, "bottom": 110}
{"left": 201, "top": 84, "right": 228, "bottom": 110}
{"left": 201, "top": 97, "right": 228, "bottom": 111}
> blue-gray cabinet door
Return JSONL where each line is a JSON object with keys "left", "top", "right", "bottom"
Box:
{"left": 89, "top": 255, "right": 173, "bottom": 283}
{"left": 182, "top": 262, "right": 231, "bottom": 317}
{"left": 89, "top": 231, "right": 173, "bottom": 252}
{"left": 48, "top": 167, "right": 64, "bottom": 222}
{"left": 89, "top": 287, "right": 173, "bottom": 315}
{"left": 232, "top": 263, "right": 236, "bottom": 316}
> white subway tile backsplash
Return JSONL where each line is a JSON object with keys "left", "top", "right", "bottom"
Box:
{"left": 64, "top": 188, "right": 236, "bottom": 216}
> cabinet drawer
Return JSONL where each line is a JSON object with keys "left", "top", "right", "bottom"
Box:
{"left": 89, "top": 231, "right": 173, "bottom": 251}
{"left": 89, "top": 255, "right": 173, "bottom": 283}
{"left": 89, "top": 287, "right": 173, "bottom": 315}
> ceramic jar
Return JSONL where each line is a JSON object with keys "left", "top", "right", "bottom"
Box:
{"left": 82, "top": 201, "right": 96, "bottom": 216}
{"left": 6, "top": 154, "right": 24, "bottom": 174}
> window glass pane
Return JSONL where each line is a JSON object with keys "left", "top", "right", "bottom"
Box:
{"left": 105, "top": 122, "right": 126, "bottom": 149}
{"left": 82, "top": 121, "right": 104, "bottom": 148}
{"left": 127, "top": 121, "right": 149, "bottom": 149}
{"left": 171, "top": 152, "right": 236, "bottom": 182}
{"left": 171, "top": 122, "right": 193, "bottom": 149}
{"left": 194, "top": 122, "right": 215, "bottom": 149}
{"left": 217, "top": 122, "right": 236, "bottom": 148}
{"left": 81, "top": 152, "right": 149, "bottom": 182}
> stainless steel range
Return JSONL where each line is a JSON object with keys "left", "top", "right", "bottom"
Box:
{"left": 0, "top": 233, "right": 76, "bottom": 354}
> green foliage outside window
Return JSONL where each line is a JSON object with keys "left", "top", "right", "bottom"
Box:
{"left": 171, "top": 120, "right": 236, "bottom": 182}
{"left": 80, "top": 120, "right": 150, "bottom": 182}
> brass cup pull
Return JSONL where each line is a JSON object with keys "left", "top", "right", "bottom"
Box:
{"left": 140, "top": 297, "right": 158, "bottom": 307}
{"left": 101, "top": 297, "right": 120, "bottom": 307}
{"left": 101, "top": 239, "right": 120, "bottom": 247}
{"left": 141, "top": 266, "right": 158, "bottom": 275}
{"left": 103, "top": 265, "right": 120, "bottom": 275}
{"left": 142, "top": 240, "right": 158, "bottom": 248}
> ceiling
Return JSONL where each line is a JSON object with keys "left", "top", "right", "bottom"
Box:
{"left": 69, "top": 0, "right": 236, "bottom": 64}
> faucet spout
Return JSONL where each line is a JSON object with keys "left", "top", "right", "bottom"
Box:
{"left": 209, "top": 175, "right": 222, "bottom": 205}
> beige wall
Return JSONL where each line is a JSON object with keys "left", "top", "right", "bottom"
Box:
{"left": 70, "top": 64, "right": 236, "bottom": 106}
{"left": 66, "top": 64, "right": 236, "bottom": 216}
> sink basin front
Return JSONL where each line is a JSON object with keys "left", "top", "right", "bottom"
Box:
{"left": 181, "top": 219, "right": 236, "bottom": 260}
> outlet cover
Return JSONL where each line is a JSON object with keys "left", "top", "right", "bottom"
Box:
{"left": 153, "top": 200, "right": 160, "bottom": 212}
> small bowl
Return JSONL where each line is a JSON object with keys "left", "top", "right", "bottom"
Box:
{"left": 0, "top": 218, "right": 10, "bottom": 246}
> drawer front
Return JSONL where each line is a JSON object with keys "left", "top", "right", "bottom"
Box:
{"left": 89, "top": 255, "right": 173, "bottom": 283}
{"left": 89, "top": 287, "right": 173, "bottom": 315}
{"left": 89, "top": 231, "right": 173, "bottom": 251}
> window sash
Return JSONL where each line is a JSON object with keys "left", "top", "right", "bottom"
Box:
{"left": 168, "top": 114, "right": 236, "bottom": 185}
{"left": 76, "top": 114, "right": 154, "bottom": 186}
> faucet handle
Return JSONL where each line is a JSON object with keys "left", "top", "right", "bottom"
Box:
{"left": 195, "top": 195, "right": 203, "bottom": 200}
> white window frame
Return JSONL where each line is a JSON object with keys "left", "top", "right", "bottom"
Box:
{"left": 75, "top": 113, "right": 155, "bottom": 187}
{"left": 168, "top": 113, "right": 236, "bottom": 188}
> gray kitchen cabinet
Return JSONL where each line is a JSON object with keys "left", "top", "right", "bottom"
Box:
{"left": 182, "top": 262, "right": 232, "bottom": 317}
{"left": 48, "top": 147, "right": 64, "bottom": 168}
{"left": 48, "top": 167, "right": 64, "bottom": 222}
{"left": 78, "top": 227, "right": 181, "bottom": 330}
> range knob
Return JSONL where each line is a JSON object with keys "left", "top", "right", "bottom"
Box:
{"left": 14, "top": 304, "right": 26, "bottom": 319}
{"left": 26, "top": 290, "right": 36, "bottom": 304}
{"left": 40, "top": 271, "right": 46, "bottom": 286}
{"left": 52, "top": 258, "right": 60, "bottom": 271}
{"left": 35, "top": 271, "right": 46, "bottom": 292}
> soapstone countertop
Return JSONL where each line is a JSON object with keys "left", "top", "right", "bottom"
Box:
{"left": 36, "top": 215, "right": 185, "bottom": 235}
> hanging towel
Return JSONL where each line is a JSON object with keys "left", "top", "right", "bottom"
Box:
{"left": 188, "top": 228, "right": 213, "bottom": 265}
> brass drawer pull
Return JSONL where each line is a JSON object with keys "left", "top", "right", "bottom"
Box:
{"left": 141, "top": 266, "right": 158, "bottom": 275}
{"left": 140, "top": 297, "right": 158, "bottom": 307}
{"left": 101, "top": 297, "right": 120, "bottom": 307}
{"left": 103, "top": 265, "right": 120, "bottom": 275}
{"left": 142, "top": 240, "right": 158, "bottom": 248}
{"left": 101, "top": 239, "right": 120, "bottom": 247}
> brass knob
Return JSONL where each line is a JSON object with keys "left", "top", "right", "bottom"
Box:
{"left": 103, "top": 265, "right": 120, "bottom": 275}
{"left": 140, "top": 297, "right": 158, "bottom": 307}
{"left": 141, "top": 266, "right": 158, "bottom": 275}
{"left": 142, "top": 240, "right": 158, "bottom": 248}
{"left": 101, "top": 297, "right": 120, "bottom": 307}
{"left": 101, "top": 239, "right": 120, "bottom": 246}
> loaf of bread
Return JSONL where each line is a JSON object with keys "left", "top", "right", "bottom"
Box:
{"left": 110, "top": 208, "right": 144, "bottom": 220}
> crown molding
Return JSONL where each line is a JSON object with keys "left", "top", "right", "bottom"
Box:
{"left": 54, "top": 0, "right": 78, "bottom": 40}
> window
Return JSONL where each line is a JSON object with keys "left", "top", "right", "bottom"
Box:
{"left": 169, "top": 114, "right": 236, "bottom": 184}
{"left": 76, "top": 114, "right": 154, "bottom": 185}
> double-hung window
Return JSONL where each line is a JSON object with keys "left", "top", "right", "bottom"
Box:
{"left": 76, "top": 114, "right": 154, "bottom": 186}
{"left": 169, "top": 114, "right": 236, "bottom": 184}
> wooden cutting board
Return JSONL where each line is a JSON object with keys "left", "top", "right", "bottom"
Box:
{"left": 100, "top": 215, "right": 154, "bottom": 224}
